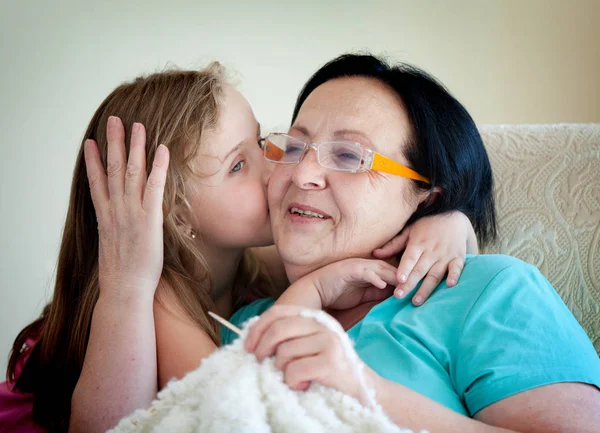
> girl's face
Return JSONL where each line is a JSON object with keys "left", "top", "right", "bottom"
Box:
{"left": 186, "top": 85, "right": 273, "bottom": 250}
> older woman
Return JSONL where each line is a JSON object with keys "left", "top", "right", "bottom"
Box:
{"left": 231, "top": 54, "right": 600, "bottom": 432}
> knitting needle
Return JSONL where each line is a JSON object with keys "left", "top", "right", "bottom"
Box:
{"left": 208, "top": 311, "right": 242, "bottom": 336}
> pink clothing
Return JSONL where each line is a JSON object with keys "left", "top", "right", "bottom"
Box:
{"left": 0, "top": 339, "right": 47, "bottom": 433}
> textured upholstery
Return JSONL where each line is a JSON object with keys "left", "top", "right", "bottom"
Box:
{"left": 480, "top": 124, "right": 600, "bottom": 355}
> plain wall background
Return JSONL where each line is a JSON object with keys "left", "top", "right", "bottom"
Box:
{"left": 1, "top": 0, "right": 599, "bottom": 376}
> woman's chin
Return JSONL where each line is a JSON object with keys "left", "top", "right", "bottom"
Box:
{"left": 277, "top": 239, "right": 325, "bottom": 266}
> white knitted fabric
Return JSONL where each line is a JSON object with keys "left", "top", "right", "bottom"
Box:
{"left": 107, "top": 311, "right": 422, "bottom": 433}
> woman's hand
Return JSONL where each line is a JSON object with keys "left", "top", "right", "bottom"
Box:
{"left": 84, "top": 116, "right": 169, "bottom": 302}
{"left": 373, "top": 212, "right": 477, "bottom": 306}
{"left": 244, "top": 306, "right": 526, "bottom": 433}
{"left": 245, "top": 305, "right": 372, "bottom": 402}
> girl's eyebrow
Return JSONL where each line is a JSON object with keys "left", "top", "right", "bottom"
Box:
{"left": 223, "top": 143, "right": 242, "bottom": 162}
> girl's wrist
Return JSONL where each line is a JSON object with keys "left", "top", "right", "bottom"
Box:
{"left": 97, "top": 283, "right": 156, "bottom": 309}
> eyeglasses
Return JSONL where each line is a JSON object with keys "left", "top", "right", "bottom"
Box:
{"left": 259, "top": 133, "right": 430, "bottom": 184}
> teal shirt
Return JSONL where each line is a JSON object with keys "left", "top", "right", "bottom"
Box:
{"left": 222, "top": 254, "right": 600, "bottom": 415}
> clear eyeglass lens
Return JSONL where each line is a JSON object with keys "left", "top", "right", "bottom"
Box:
{"left": 264, "top": 135, "right": 363, "bottom": 172}
{"left": 318, "top": 142, "right": 363, "bottom": 171}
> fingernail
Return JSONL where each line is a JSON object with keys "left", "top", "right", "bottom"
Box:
{"left": 413, "top": 296, "right": 423, "bottom": 305}
{"left": 399, "top": 274, "right": 407, "bottom": 283}
{"left": 157, "top": 144, "right": 166, "bottom": 155}
{"left": 132, "top": 122, "right": 140, "bottom": 133}
{"left": 447, "top": 279, "right": 455, "bottom": 286}
{"left": 396, "top": 289, "right": 404, "bottom": 298}
{"left": 108, "top": 115, "right": 116, "bottom": 126}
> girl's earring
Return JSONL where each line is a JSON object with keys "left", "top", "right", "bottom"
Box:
{"left": 190, "top": 230, "right": 196, "bottom": 239}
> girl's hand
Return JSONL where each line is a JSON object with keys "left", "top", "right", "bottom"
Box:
{"left": 373, "top": 212, "right": 476, "bottom": 306}
{"left": 309, "top": 258, "right": 398, "bottom": 310}
{"left": 84, "top": 116, "right": 169, "bottom": 301}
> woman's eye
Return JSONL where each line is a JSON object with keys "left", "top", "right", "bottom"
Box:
{"left": 285, "top": 145, "right": 304, "bottom": 155}
{"left": 337, "top": 151, "right": 360, "bottom": 161}
{"left": 231, "top": 160, "right": 245, "bottom": 173}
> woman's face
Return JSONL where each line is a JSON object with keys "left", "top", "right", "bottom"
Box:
{"left": 187, "top": 85, "right": 273, "bottom": 250}
{"left": 268, "top": 77, "right": 426, "bottom": 281}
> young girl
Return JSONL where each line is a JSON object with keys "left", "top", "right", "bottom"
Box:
{"left": 2, "top": 64, "right": 477, "bottom": 433}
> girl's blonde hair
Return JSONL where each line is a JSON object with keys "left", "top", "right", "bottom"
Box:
{"left": 7, "top": 64, "right": 276, "bottom": 432}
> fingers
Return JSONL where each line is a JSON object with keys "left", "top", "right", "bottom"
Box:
{"left": 372, "top": 229, "right": 409, "bottom": 259}
{"left": 106, "top": 116, "right": 127, "bottom": 201}
{"left": 248, "top": 313, "right": 359, "bottom": 400}
{"left": 394, "top": 252, "right": 433, "bottom": 299}
{"left": 245, "top": 305, "right": 305, "bottom": 352}
{"left": 274, "top": 333, "right": 328, "bottom": 372}
{"left": 395, "top": 248, "right": 423, "bottom": 288}
{"left": 83, "top": 139, "right": 109, "bottom": 225}
{"left": 363, "top": 262, "right": 400, "bottom": 289}
{"left": 284, "top": 354, "right": 325, "bottom": 391}
{"left": 363, "top": 268, "right": 387, "bottom": 289}
{"left": 446, "top": 257, "right": 464, "bottom": 287}
{"left": 410, "top": 260, "right": 447, "bottom": 306}
{"left": 253, "top": 317, "right": 321, "bottom": 362}
{"left": 124, "top": 122, "right": 147, "bottom": 201}
{"left": 142, "top": 144, "right": 169, "bottom": 218}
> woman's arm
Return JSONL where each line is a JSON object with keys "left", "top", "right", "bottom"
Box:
{"left": 247, "top": 305, "right": 600, "bottom": 433}
{"left": 245, "top": 305, "right": 515, "bottom": 432}
{"left": 374, "top": 373, "right": 600, "bottom": 433}
{"left": 370, "top": 372, "right": 516, "bottom": 433}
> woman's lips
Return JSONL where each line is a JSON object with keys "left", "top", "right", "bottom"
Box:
{"left": 287, "top": 203, "right": 331, "bottom": 223}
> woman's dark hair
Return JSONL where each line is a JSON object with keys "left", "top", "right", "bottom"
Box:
{"left": 292, "top": 53, "right": 497, "bottom": 246}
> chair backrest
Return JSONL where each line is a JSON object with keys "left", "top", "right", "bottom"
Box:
{"left": 479, "top": 124, "right": 600, "bottom": 355}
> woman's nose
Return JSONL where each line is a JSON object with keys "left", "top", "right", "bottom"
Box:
{"left": 292, "top": 148, "right": 326, "bottom": 190}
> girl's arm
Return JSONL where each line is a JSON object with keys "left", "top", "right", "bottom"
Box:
{"left": 69, "top": 118, "right": 167, "bottom": 433}
{"left": 272, "top": 212, "right": 479, "bottom": 313}
{"left": 153, "top": 289, "right": 218, "bottom": 389}
{"left": 70, "top": 293, "right": 157, "bottom": 433}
